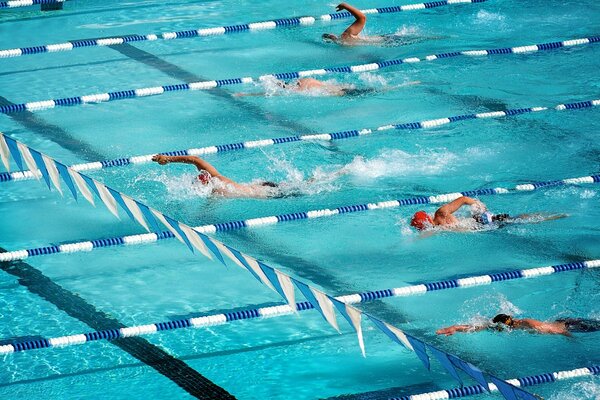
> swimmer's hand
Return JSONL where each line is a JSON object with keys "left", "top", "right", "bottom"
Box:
{"left": 152, "top": 154, "right": 170, "bottom": 165}
{"left": 336, "top": 3, "right": 348, "bottom": 11}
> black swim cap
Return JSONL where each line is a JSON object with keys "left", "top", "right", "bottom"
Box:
{"left": 492, "top": 314, "right": 512, "bottom": 324}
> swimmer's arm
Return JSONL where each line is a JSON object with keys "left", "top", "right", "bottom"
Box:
{"left": 338, "top": 3, "right": 366, "bottom": 38}
{"left": 519, "top": 319, "right": 571, "bottom": 336}
{"left": 152, "top": 154, "right": 221, "bottom": 177}
{"left": 435, "top": 196, "right": 482, "bottom": 217}
{"left": 436, "top": 324, "right": 487, "bottom": 336}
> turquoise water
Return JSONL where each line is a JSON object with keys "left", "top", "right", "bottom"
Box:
{"left": 1, "top": 0, "right": 599, "bottom": 399}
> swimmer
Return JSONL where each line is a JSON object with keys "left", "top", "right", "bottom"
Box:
{"left": 410, "top": 196, "right": 566, "bottom": 231}
{"left": 152, "top": 154, "right": 280, "bottom": 199}
{"left": 233, "top": 77, "right": 420, "bottom": 97}
{"left": 322, "top": 3, "right": 384, "bottom": 46}
{"left": 436, "top": 314, "right": 600, "bottom": 337}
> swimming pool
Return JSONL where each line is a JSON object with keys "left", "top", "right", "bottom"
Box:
{"left": 0, "top": 0, "right": 599, "bottom": 398}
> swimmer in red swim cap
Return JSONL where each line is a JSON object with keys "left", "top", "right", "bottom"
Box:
{"left": 152, "top": 154, "right": 280, "bottom": 199}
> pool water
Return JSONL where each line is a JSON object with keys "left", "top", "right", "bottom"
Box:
{"left": 0, "top": 0, "right": 599, "bottom": 399}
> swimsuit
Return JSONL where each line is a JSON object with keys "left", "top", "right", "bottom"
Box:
{"left": 473, "top": 212, "right": 510, "bottom": 225}
{"left": 556, "top": 318, "right": 600, "bottom": 333}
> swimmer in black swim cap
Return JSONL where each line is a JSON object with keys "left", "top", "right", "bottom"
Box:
{"left": 152, "top": 154, "right": 280, "bottom": 199}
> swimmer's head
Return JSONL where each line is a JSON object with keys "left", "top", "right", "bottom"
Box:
{"left": 492, "top": 314, "right": 514, "bottom": 328}
{"left": 410, "top": 211, "right": 433, "bottom": 230}
{"left": 197, "top": 170, "right": 212, "bottom": 185}
{"left": 322, "top": 33, "right": 339, "bottom": 43}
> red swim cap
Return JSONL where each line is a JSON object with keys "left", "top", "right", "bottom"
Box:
{"left": 411, "top": 211, "right": 433, "bottom": 230}
{"left": 198, "top": 170, "right": 211, "bottom": 185}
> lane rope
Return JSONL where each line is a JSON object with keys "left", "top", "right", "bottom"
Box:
{"left": 390, "top": 365, "right": 600, "bottom": 400}
{"left": 1, "top": 173, "right": 597, "bottom": 263}
{"left": 1, "top": 98, "right": 598, "bottom": 184}
{"left": 0, "top": 0, "right": 485, "bottom": 55}
{"left": 1, "top": 259, "right": 597, "bottom": 355}
{"left": 1, "top": 36, "right": 597, "bottom": 115}
{"left": 0, "top": 0, "right": 64, "bottom": 9}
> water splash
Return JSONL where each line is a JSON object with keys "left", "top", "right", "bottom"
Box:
{"left": 339, "top": 148, "right": 459, "bottom": 179}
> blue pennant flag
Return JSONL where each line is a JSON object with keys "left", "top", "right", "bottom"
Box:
{"left": 405, "top": 335, "right": 431, "bottom": 370}
{"left": 367, "top": 315, "right": 412, "bottom": 350}
{"left": 489, "top": 376, "right": 538, "bottom": 400}
{"left": 426, "top": 345, "right": 463, "bottom": 385}
{"left": 448, "top": 354, "right": 489, "bottom": 391}
{"left": 4, "top": 136, "right": 24, "bottom": 171}
{"left": 163, "top": 215, "right": 194, "bottom": 252}
{"left": 229, "top": 248, "right": 267, "bottom": 283}
{"left": 80, "top": 174, "right": 102, "bottom": 199}
{"left": 136, "top": 202, "right": 163, "bottom": 232}
{"left": 258, "top": 261, "right": 287, "bottom": 300}
{"left": 29, "top": 148, "right": 51, "bottom": 189}
{"left": 107, "top": 188, "right": 135, "bottom": 221}
{"left": 199, "top": 235, "right": 225, "bottom": 265}
{"left": 294, "top": 280, "right": 325, "bottom": 318}
{"left": 55, "top": 162, "right": 78, "bottom": 199}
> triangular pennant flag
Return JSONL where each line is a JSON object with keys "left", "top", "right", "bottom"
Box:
{"left": 427, "top": 345, "right": 463, "bottom": 385}
{"left": 120, "top": 195, "right": 150, "bottom": 231}
{"left": 368, "top": 316, "right": 413, "bottom": 351}
{"left": 42, "top": 154, "right": 62, "bottom": 195}
{"left": 214, "top": 241, "right": 248, "bottom": 268}
{"left": 0, "top": 134, "right": 11, "bottom": 171}
{"left": 311, "top": 290, "right": 340, "bottom": 332}
{"left": 16, "top": 142, "right": 40, "bottom": 181}
{"left": 4, "top": 135, "right": 25, "bottom": 171}
{"left": 489, "top": 376, "right": 538, "bottom": 400}
{"left": 259, "top": 262, "right": 289, "bottom": 299}
{"left": 29, "top": 148, "right": 51, "bottom": 189}
{"left": 448, "top": 354, "right": 489, "bottom": 391}
{"left": 164, "top": 216, "right": 194, "bottom": 253}
{"left": 150, "top": 209, "right": 193, "bottom": 251}
{"left": 275, "top": 270, "right": 297, "bottom": 312}
{"left": 332, "top": 299, "right": 365, "bottom": 356}
{"left": 94, "top": 181, "right": 120, "bottom": 218}
{"left": 405, "top": 335, "right": 431, "bottom": 370}
{"left": 294, "top": 281, "right": 339, "bottom": 331}
{"left": 199, "top": 235, "right": 225, "bottom": 265}
{"left": 180, "top": 225, "right": 212, "bottom": 259}
{"left": 55, "top": 162, "right": 78, "bottom": 199}
{"left": 229, "top": 247, "right": 266, "bottom": 283}
{"left": 237, "top": 254, "right": 274, "bottom": 290}
{"left": 69, "top": 169, "right": 95, "bottom": 205}
{"left": 136, "top": 201, "right": 163, "bottom": 232}
{"left": 107, "top": 188, "right": 135, "bottom": 221}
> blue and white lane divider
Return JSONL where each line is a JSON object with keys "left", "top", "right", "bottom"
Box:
{"left": 1, "top": 173, "right": 597, "bottom": 263}
{"left": 391, "top": 366, "right": 600, "bottom": 400}
{"left": 1, "top": 259, "right": 597, "bottom": 355}
{"left": 1, "top": 36, "right": 597, "bottom": 115}
{"left": 2, "top": 98, "right": 598, "bottom": 184}
{"left": 0, "top": 0, "right": 63, "bottom": 9}
{"left": 0, "top": 0, "right": 485, "bottom": 57}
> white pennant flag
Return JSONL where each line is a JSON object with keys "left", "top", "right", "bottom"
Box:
{"left": 242, "top": 254, "right": 275, "bottom": 291}
{"left": 42, "top": 154, "right": 63, "bottom": 195}
{"left": 384, "top": 321, "right": 414, "bottom": 351}
{"left": 0, "top": 135, "right": 10, "bottom": 171}
{"left": 213, "top": 240, "right": 244, "bottom": 268}
{"left": 312, "top": 289, "right": 340, "bottom": 332}
{"left": 68, "top": 169, "right": 95, "bottom": 205}
{"left": 150, "top": 209, "right": 185, "bottom": 244}
{"left": 121, "top": 195, "right": 150, "bottom": 232}
{"left": 346, "top": 305, "right": 365, "bottom": 357}
{"left": 16, "top": 143, "right": 39, "bottom": 180}
{"left": 275, "top": 270, "right": 297, "bottom": 312}
{"left": 94, "top": 181, "right": 120, "bottom": 218}
{"left": 180, "top": 224, "right": 213, "bottom": 259}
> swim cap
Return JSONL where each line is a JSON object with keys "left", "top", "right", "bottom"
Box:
{"left": 479, "top": 211, "right": 494, "bottom": 224}
{"left": 411, "top": 211, "right": 433, "bottom": 230}
{"left": 198, "top": 170, "right": 212, "bottom": 185}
